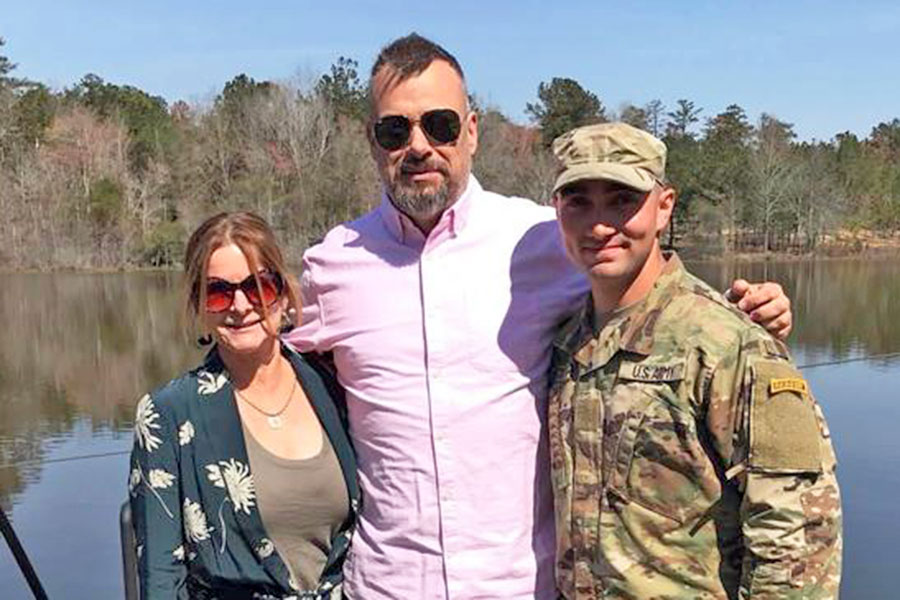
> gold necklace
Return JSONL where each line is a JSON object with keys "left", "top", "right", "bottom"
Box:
{"left": 234, "top": 378, "right": 298, "bottom": 430}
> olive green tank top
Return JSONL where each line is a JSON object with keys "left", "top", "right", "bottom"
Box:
{"left": 242, "top": 424, "right": 350, "bottom": 591}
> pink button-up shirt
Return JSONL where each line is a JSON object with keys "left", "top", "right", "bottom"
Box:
{"left": 285, "top": 176, "right": 587, "bottom": 599}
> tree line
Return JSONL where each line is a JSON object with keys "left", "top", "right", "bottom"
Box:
{"left": 0, "top": 38, "right": 898, "bottom": 269}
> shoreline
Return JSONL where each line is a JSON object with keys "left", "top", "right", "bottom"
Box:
{"left": 0, "top": 262, "right": 307, "bottom": 275}
{"left": 1, "top": 245, "right": 897, "bottom": 274}
{"left": 676, "top": 230, "right": 900, "bottom": 263}
{"left": 683, "top": 247, "right": 900, "bottom": 263}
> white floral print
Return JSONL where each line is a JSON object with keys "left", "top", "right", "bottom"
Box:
{"left": 183, "top": 497, "right": 212, "bottom": 543}
{"left": 197, "top": 370, "right": 229, "bottom": 395}
{"left": 128, "top": 467, "right": 142, "bottom": 495}
{"left": 147, "top": 469, "right": 175, "bottom": 489}
{"left": 134, "top": 394, "right": 162, "bottom": 452}
{"left": 255, "top": 538, "right": 275, "bottom": 559}
{"left": 178, "top": 420, "right": 195, "bottom": 446}
{"left": 172, "top": 545, "right": 185, "bottom": 561}
{"left": 207, "top": 459, "right": 256, "bottom": 515}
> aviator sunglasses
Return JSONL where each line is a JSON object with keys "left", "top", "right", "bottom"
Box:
{"left": 204, "top": 270, "right": 284, "bottom": 313}
{"left": 373, "top": 109, "right": 462, "bottom": 151}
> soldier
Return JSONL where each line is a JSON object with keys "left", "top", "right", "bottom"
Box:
{"left": 548, "top": 123, "right": 842, "bottom": 599}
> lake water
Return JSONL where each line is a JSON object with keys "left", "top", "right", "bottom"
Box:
{"left": 1, "top": 259, "right": 898, "bottom": 598}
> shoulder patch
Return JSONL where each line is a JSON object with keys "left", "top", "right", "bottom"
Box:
{"left": 749, "top": 359, "right": 822, "bottom": 474}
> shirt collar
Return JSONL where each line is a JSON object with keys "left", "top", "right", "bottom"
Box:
{"left": 379, "top": 174, "right": 480, "bottom": 247}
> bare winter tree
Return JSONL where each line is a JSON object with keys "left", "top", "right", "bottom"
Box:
{"left": 749, "top": 114, "right": 799, "bottom": 252}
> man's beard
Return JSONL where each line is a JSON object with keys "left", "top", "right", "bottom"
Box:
{"left": 389, "top": 180, "right": 451, "bottom": 223}
{"left": 387, "top": 159, "right": 454, "bottom": 223}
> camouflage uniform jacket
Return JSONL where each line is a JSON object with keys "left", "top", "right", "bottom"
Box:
{"left": 549, "top": 253, "right": 842, "bottom": 599}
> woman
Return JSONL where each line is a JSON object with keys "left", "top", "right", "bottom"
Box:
{"left": 128, "top": 212, "right": 358, "bottom": 599}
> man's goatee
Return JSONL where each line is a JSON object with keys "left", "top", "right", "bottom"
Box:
{"left": 389, "top": 183, "right": 451, "bottom": 223}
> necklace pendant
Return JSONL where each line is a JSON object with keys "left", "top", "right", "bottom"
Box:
{"left": 267, "top": 415, "right": 283, "bottom": 429}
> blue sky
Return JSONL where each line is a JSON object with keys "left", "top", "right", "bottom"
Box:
{"left": 3, "top": 0, "right": 898, "bottom": 141}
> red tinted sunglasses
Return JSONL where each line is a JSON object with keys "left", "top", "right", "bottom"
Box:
{"left": 204, "top": 271, "right": 284, "bottom": 313}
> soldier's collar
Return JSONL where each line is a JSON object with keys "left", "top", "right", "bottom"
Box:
{"left": 554, "top": 295, "right": 595, "bottom": 362}
{"left": 617, "top": 252, "right": 686, "bottom": 356}
{"left": 556, "top": 252, "right": 688, "bottom": 367}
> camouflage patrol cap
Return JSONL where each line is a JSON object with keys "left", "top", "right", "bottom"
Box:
{"left": 551, "top": 122, "right": 667, "bottom": 194}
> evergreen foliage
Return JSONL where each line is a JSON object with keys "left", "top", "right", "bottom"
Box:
{"left": 314, "top": 57, "right": 367, "bottom": 120}
{"left": 0, "top": 41, "right": 897, "bottom": 269}
{"left": 526, "top": 77, "right": 606, "bottom": 146}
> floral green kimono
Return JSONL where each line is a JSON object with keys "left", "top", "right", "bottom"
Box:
{"left": 128, "top": 344, "right": 359, "bottom": 599}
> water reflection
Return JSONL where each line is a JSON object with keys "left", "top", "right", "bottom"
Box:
{"left": 0, "top": 272, "right": 198, "bottom": 509}
{"left": 690, "top": 257, "right": 900, "bottom": 360}
{"left": 0, "top": 259, "right": 898, "bottom": 596}
{"left": 1, "top": 421, "right": 131, "bottom": 599}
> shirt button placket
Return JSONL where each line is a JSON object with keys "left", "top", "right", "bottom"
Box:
{"left": 421, "top": 246, "right": 454, "bottom": 599}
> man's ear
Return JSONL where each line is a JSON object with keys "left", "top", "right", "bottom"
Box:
{"left": 551, "top": 193, "right": 562, "bottom": 218}
{"left": 464, "top": 109, "right": 478, "bottom": 157}
{"left": 656, "top": 185, "right": 676, "bottom": 234}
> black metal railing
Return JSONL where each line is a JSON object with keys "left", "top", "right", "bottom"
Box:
{"left": 120, "top": 502, "right": 140, "bottom": 600}
{"left": 0, "top": 505, "right": 49, "bottom": 600}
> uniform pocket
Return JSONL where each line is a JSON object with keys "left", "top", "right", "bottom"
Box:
{"left": 609, "top": 383, "right": 717, "bottom": 525}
